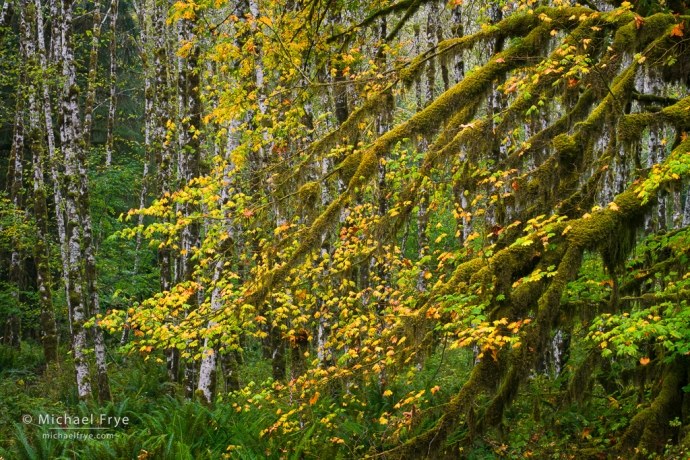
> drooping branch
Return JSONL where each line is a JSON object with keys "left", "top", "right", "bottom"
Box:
{"left": 243, "top": 20, "right": 561, "bottom": 314}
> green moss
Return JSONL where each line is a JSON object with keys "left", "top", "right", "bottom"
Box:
{"left": 297, "top": 181, "right": 321, "bottom": 205}
{"left": 553, "top": 133, "right": 579, "bottom": 166}
{"left": 618, "top": 113, "right": 651, "bottom": 144}
{"left": 337, "top": 151, "right": 363, "bottom": 184}
{"left": 617, "top": 360, "right": 686, "bottom": 458}
{"left": 566, "top": 351, "right": 598, "bottom": 405}
{"left": 661, "top": 95, "right": 690, "bottom": 124}
{"left": 348, "top": 150, "right": 378, "bottom": 190}
{"left": 639, "top": 13, "right": 679, "bottom": 44}
{"left": 612, "top": 20, "right": 636, "bottom": 51}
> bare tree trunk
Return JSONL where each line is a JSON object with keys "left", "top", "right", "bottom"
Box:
{"left": 424, "top": 2, "right": 438, "bottom": 109}
{"left": 672, "top": 182, "right": 682, "bottom": 229}
{"left": 59, "top": 0, "right": 92, "bottom": 400}
{"left": 76, "top": 15, "right": 112, "bottom": 399}
{"left": 416, "top": 6, "right": 438, "bottom": 292}
{"left": 82, "top": 0, "right": 102, "bottom": 150}
{"left": 37, "top": 0, "right": 71, "bottom": 335}
{"left": 5, "top": 11, "right": 26, "bottom": 349}
{"left": 196, "top": 259, "right": 222, "bottom": 404}
{"left": 105, "top": 0, "right": 118, "bottom": 165}
{"left": 23, "top": 0, "right": 58, "bottom": 364}
{"left": 197, "top": 112, "right": 239, "bottom": 403}
{"left": 123, "top": 0, "right": 152, "bottom": 347}
{"left": 0, "top": 0, "right": 12, "bottom": 27}
{"left": 180, "top": 17, "right": 202, "bottom": 400}
{"left": 683, "top": 180, "right": 690, "bottom": 228}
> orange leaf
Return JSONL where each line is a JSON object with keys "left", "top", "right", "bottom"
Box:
{"left": 309, "top": 391, "right": 320, "bottom": 405}
{"left": 495, "top": 57, "right": 505, "bottom": 63}
{"left": 640, "top": 357, "right": 650, "bottom": 365}
{"left": 582, "top": 427, "right": 592, "bottom": 439}
{"left": 670, "top": 22, "right": 685, "bottom": 37}
{"left": 634, "top": 15, "right": 645, "bottom": 29}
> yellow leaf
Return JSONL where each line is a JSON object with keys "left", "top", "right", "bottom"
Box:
{"left": 383, "top": 390, "right": 393, "bottom": 397}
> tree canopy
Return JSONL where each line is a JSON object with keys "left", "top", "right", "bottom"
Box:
{"left": 1, "top": 0, "right": 690, "bottom": 457}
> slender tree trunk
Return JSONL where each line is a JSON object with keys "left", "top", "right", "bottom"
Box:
{"left": 0, "top": 0, "right": 13, "bottom": 27}
{"left": 5, "top": 14, "right": 27, "bottom": 349}
{"left": 23, "top": 0, "right": 58, "bottom": 364}
{"left": 105, "top": 0, "right": 118, "bottom": 165}
{"left": 77, "top": 105, "right": 112, "bottom": 401}
{"left": 196, "top": 259, "right": 222, "bottom": 404}
{"left": 424, "top": 2, "right": 437, "bottom": 109}
{"left": 152, "top": 0, "right": 177, "bottom": 382}
{"left": 37, "top": 0, "right": 71, "bottom": 334}
{"left": 82, "top": 0, "right": 102, "bottom": 150}
{"left": 74, "top": 1, "right": 112, "bottom": 398}
{"left": 59, "top": 0, "right": 92, "bottom": 400}
{"left": 123, "top": 0, "right": 152, "bottom": 347}
{"left": 683, "top": 180, "right": 690, "bottom": 228}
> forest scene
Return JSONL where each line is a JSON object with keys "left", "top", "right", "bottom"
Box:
{"left": 1, "top": 0, "right": 690, "bottom": 456}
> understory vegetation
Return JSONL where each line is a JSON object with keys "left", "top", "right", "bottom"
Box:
{"left": 1, "top": 0, "right": 690, "bottom": 457}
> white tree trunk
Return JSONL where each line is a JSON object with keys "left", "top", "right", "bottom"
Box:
{"left": 59, "top": 0, "right": 93, "bottom": 400}
{"left": 105, "top": 0, "right": 118, "bottom": 165}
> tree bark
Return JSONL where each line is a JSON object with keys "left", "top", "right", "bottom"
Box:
{"left": 82, "top": 0, "right": 102, "bottom": 150}
{"left": 5, "top": 5, "right": 27, "bottom": 350}
{"left": 23, "top": 0, "right": 58, "bottom": 364}
{"left": 105, "top": 0, "right": 118, "bottom": 165}
{"left": 59, "top": 0, "right": 92, "bottom": 400}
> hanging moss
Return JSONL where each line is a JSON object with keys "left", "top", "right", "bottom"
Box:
{"left": 505, "top": 88, "right": 596, "bottom": 169}
{"left": 397, "top": 6, "right": 592, "bottom": 87}
{"left": 565, "top": 351, "right": 598, "bottom": 405}
{"left": 619, "top": 95, "right": 690, "bottom": 145}
{"left": 618, "top": 360, "right": 687, "bottom": 458}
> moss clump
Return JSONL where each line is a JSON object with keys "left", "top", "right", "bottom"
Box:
{"left": 661, "top": 95, "right": 690, "bottom": 124}
{"left": 347, "top": 150, "right": 378, "bottom": 190}
{"left": 553, "top": 133, "right": 578, "bottom": 166}
{"left": 618, "top": 113, "right": 651, "bottom": 144}
{"left": 337, "top": 151, "right": 363, "bottom": 185}
{"left": 639, "top": 13, "right": 679, "bottom": 45}
{"left": 297, "top": 181, "right": 321, "bottom": 206}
